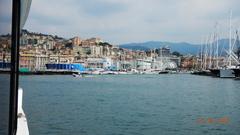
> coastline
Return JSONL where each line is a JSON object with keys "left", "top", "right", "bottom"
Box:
{"left": 0, "top": 70, "right": 79, "bottom": 75}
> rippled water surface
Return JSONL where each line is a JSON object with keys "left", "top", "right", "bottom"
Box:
{"left": 20, "top": 74, "right": 240, "bottom": 135}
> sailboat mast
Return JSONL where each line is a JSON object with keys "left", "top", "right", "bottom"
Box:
{"left": 216, "top": 32, "right": 219, "bottom": 68}
{"left": 204, "top": 37, "right": 208, "bottom": 70}
{"left": 209, "top": 34, "right": 213, "bottom": 69}
{"left": 160, "top": 47, "right": 163, "bottom": 70}
{"left": 206, "top": 35, "right": 211, "bottom": 69}
{"left": 200, "top": 38, "right": 203, "bottom": 69}
{"left": 214, "top": 22, "right": 219, "bottom": 68}
{"left": 229, "top": 11, "right": 232, "bottom": 66}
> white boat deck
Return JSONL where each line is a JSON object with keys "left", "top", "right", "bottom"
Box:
{"left": 16, "top": 88, "right": 29, "bottom": 135}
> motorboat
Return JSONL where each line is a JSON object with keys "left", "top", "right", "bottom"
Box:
{"left": 72, "top": 73, "right": 83, "bottom": 78}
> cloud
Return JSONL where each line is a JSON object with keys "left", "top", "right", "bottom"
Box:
{"left": 77, "top": 1, "right": 127, "bottom": 17}
{"left": 0, "top": 0, "right": 12, "bottom": 35}
{"left": 24, "top": 0, "right": 240, "bottom": 44}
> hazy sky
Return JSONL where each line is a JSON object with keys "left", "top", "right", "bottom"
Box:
{"left": 24, "top": 0, "right": 240, "bottom": 44}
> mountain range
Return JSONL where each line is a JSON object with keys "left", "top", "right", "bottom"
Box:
{"left": 120, "top": 39, "right": 233, "bottom": 55}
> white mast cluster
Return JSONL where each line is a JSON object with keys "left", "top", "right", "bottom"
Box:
{"left": 229, "top": 10, "right": 232, "bottom": 67}
{"left": 200, "top": 10, "right": 240, "bottom": 70}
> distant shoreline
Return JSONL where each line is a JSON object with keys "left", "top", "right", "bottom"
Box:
{"left": 0, "top": 70, "right": 79, "bottom": 75}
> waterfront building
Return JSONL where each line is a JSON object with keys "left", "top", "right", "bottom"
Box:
{"left": 181, "top": 56, "right": 198, "bottom": 69}
{"left": 119, "top": 60, "right": 135, "bottom": 71}
{"left": 19, "top": 53, "right": 49, "bottom": 71}
{"left": 86, "top": 57, "right": 113, "bottom": 69}
{"left": 49, "top": 54, "right": 74, "bottom": 64}
{"left": 0, "top": 52, "right": 11, "bottom": 63}
{"left": 169, "top": 56, "right": 181, "bottom": 67}
{"left": 136, "top": 59, "right": 152, "bottom": 71}
{"left": 19, "top": 52, "right": 75, "bottom": 71}
{"left": 154, "top": 56, "right": 180, "bottom": 69}
{"left": 35, "top": 54, "right": 49, "bottom": 71}
{"left": 19, "top": 53, "right": 36, "bottom": 71}
{"left": 86, "top": 58, "right": 104, "bottom": 69}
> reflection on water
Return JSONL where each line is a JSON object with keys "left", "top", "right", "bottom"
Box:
{"left": 20, "top": 74, "right": 240, "bottom": 135}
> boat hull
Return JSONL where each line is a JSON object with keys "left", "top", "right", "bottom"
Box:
{"left": 209, "top": 69, "right": 220, "bottom": 77}
{"left": 210, "top": 69, "right": 235, "bottom": 78}
{"left": 192, "top": 70, "right": 213, "bottom": 76}
{"left": 233, "top": 69, "right": 240, "bottom": 78}
{"left": 219, "top": 69, "right": 235, "bottom": 78}
{"left": 159, "top": 71, "right": 169, "bottom": 74}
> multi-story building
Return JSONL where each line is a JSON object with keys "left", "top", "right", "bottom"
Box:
{"left": 35, "top": 54, "right": 50, "bottom": 71}
{"left": 72, "top": 37, "right": 82, "bottom": 46}
{"left": 157, "top": 47, "right": 171, "bottom": 57}
{"left": 20, "top": 53, "right": 50, "bottom": 71}
{"left": 0, "top": 52, "right": 11, "bottom": 63}
{"left": 19, "top": 53, "right": 35, "bottom": 71}
{"left": 136, "top": 59, "right": 152, "bottom": 71}
{"left": 86, "top": 37, "right": 102, "bottom": 44}
{"left": 181, "top": 56, "right": 197, "bottom": 69}
{"left": 86, "top": 57, "right": 113, "bottom": 69}
{"left": 90, "top": 45, "right": 103, "bottom": 57}
{"left": 49, "top": 54, "right": 74, "bottom": 64}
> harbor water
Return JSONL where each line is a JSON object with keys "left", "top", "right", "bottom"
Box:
{"left": 20, "top": 74, "right": 240, "bottom": 135}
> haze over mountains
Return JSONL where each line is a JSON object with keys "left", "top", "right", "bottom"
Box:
{"left": 120, "top": 39, "right": 232, "bottom": 55}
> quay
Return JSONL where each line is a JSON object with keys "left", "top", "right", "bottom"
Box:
{"left": 0, "top": 70, "right": 79, "bottom": 75}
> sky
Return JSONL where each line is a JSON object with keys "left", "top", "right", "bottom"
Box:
{"left": 0, "top": 0, "right": 12, "bottom": 35}
{"left": 24, "top": 0, "right": 240, "bottom": 44}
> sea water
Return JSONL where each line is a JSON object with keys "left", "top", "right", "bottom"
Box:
{"left": 20, "top": 74, "right": 240, "bottom": 135}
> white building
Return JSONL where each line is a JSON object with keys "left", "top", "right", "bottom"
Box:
{"left": 136, "top": 59, "right": 152, "bottom": 71}
{"left": 86, "top": 57, "right": 113, "bottom": 69}
{"left": 35, "top": 54, "right": 49, "bottom": 71}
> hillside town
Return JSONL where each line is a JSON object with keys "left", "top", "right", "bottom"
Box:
{"left": 0, "top": 30, "right": 199, "bottom": 74}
